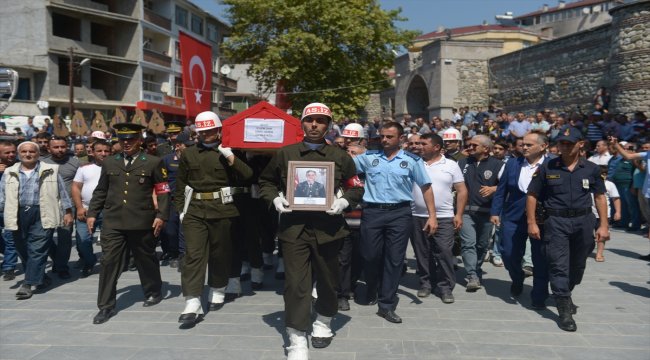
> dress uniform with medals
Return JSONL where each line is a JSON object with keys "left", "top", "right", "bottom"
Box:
{"left": 87, "top": 123, "right": 170, "bottom": 324}
{"left": 173, "top": 111, "right": 253, "bottom": 328}
{"left": 527, "top": 127, "right": 609, "bottom": 332}
{"left": 259, "top": 103, "right": 363, "bottom": 360}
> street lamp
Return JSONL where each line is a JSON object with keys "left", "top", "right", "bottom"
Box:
{"left": 68, "top": 47, "right": 90, "bottom": 119}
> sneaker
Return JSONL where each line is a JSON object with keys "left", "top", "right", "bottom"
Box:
{"left": 466, "top": 277, "right": 481, "bottom": 292}
{"left": 522, "top": 266, "right": 533, "bottom": 277}
{"left": 441, "top": 293, "right": 455, "bottom": 304}
{"left": 417, "top": 287, "right": 431, "bottom": 298}
{"left": 492, "top": 257, "right": 504, "bottom": 267}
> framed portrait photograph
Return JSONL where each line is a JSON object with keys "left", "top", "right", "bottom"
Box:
{"left": 286, "top": 161, "right": 335, "bottom": 211}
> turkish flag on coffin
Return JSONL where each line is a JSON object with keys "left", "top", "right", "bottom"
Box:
{"left": 179, "top": 31, "right": 212, "bottom": 118}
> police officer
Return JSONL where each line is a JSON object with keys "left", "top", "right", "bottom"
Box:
{"left": 527, "top": 127, "right": 609, "bottom": 332}
{"left": 354, "top": 121, "right": 437, "bottom": 324}
{"left": 259, "top": 102, "right": 363, "bottom": 360}
{"left": 87, "top": 123, "right": 170, "bottom": 324}
{"left": 157, "top": 121, "right": 185, "bottom": 157}
{"left": 174, "top": 111, "right": 253, "bottom": 328}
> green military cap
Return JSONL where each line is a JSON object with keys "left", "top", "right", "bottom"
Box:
{"left": 114, "top": 123, "right": 145, "bottom": 140}
{"left": 165, "top": 121, "right": 185, "bottom": 134}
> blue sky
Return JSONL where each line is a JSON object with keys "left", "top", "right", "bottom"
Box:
{"left": 193, "top": 0, "right": 541, "bottom": 32}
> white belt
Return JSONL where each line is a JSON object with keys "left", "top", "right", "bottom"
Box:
{"left": 193, "top": 192, "right": 221, "bottom": 200}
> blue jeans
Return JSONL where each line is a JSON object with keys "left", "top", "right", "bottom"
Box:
{"left": 75, "top": 215, "right": 101, "bottom": 269}
{"left": 492, "top": 225, "right": 502, "bottom": 260}
{"left": 50, "top": 207, "right": 74, "bottom": 273}
{"left": 0, "top": 213, "right": 17, "bottom": 271}
{"left": 459, "top": 212, "right": 494, "bottom": 279}
{"left": 13, "top": 206, "right": 54, "bottom": 286}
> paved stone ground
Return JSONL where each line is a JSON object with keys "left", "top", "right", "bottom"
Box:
{"left": 0, "top": 228, "right": 649, "bottom": 360}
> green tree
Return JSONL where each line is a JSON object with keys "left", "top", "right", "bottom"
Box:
{"left": 221, "top": 0, "right": 417, "bottom": 119}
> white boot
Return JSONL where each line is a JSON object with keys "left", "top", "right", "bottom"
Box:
{"left": 181, "top": 296, "right": 203, "bottom": 315}
{"left": 208, "top": 286, "right": 226, "bottom": 310}
{"left": 310, "top": 314, "right": 333, "bottom": 348}
{"left": 225, "top": 277, "right": 241, "bottom": 302}
{"left": 251, "top": 267, "right": 264, "bottom": 289}
{"left": 286, "top": 327, "right": 308, "bottom": 360}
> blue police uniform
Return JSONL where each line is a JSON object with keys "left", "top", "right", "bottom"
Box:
{"left": 527, "top": 127, "right": 606, "bottom": 331}
{"left": 353, "top": 149, "right": 431, "bottom": 314}
{"left": 160, "top": 152, "right": 184, "bottom": 261}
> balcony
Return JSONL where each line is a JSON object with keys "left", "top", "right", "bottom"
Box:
{"left": 143, "top": 48, "right": 171, "bottom": 68}
{"left": 144, "top": 8, "right": 171, "bottom": 31}
{"left": 214, "top": 74, "right": 237, "bottom": 92}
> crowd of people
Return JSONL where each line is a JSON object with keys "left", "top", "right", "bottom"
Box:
{"left": 0, "top": 103, "right": 649, "bottom": 360}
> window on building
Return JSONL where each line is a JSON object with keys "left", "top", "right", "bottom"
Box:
{"left": 52, "top": 13, "right": 81, "bottom": 40}
{"left": 175, "top": 76, "right": 183, "bottom": 97}
{"left": 143, "top": 73, "right": 156, "bottom": 92}
{"left": 212, "top": 86, "right": 218, "bottom": 103}
{"left": 143, "top": 36, "right": 153, "bottom": 50}
{"left": 144, "top": 0, "right": 153, "bottom": 10}
{"left": 58, "top": 56, "right": 81, "bottom": 87}
{"left": 175, "top": 41, "right": 181, "bottom": 62}
{"left": 207, "top": 23, "right": 218, "bottom": 43}
{"left": 14, "top": 78, "right": 31, "bottom": 100}
{"left": 175, "top": 6, "right": 188, "bottom": 28}
{"left": 191, "top": 14, "right": 203, "bottom": 35}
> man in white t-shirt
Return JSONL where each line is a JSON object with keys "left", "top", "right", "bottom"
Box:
{"left": 587, "top": 140, "right": 612, "bottom": 166}
{"left": 591, "top": 166, "right": 621, "bottom": 262}
{"left": 411, "top": 133, "right": 468, "bottom": 303}
{"left": 71, "top": 140, "right": 111, "bottom": 277}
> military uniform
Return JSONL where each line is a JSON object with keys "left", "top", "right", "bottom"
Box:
{"left": 87, "top": 150, "right": 170, "bottom": 312}
{"left": 259, "top": 142, "right": 363, "bottom": 332}
{"left": 173, "top": 143, "right": 253, "bottom": 299}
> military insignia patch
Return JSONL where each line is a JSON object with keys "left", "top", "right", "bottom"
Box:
{"left": 400, "top": 161, "right": 408, "bottom": 169}
{"left": 372, "top": 159, "right": 379, "bottom": 167}
{"left": 564, "top": 128, "right": 571, "bottom": 136}
{"left": 139, "top": 177, "right": 145, "bottom": 184}
{"left": 484, "top": 170, "right": 493, "bottom": 180}
{"left": 161, "top": 168, "right": 168, "bottom": 178}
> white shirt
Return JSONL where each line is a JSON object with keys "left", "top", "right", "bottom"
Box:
{"left": 412, "top": 156, "right": 464, "bottom": 218}
{"left": 518, "top": 156, "right": 545, "bottom": 193}
{"left": 592, "top": 180, "right": 619, "bottom": 218}
{"left": 588, "top": 152, "right": 612, "bottom": 166}
{"left": 72, "top": 163, "right": 102, "bottom": 209}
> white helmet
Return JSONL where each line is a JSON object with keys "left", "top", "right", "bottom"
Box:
{"left": 341, "top": 123, "right": 364, "bottom": 138}
{"left": 90, "top": 130, "right": 106, "bottom": 140}
{"left": 301, "top": 102, "right": 332, "bottom": 121}
{"left": 441, "top": 128, "right": 462, "bottom": 141}
{"left": 194, "top": 111, "right": 222, "bottom": 131}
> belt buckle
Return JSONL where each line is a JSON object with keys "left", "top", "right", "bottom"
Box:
{"left": 567, "top": 209, "right": 576, "bottom": 217}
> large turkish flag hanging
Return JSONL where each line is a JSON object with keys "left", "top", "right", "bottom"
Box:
{"left": 179, "top": 31, "right": 212, "bottom": 118}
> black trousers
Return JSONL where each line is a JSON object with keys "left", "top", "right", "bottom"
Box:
{"left": 412, "top": 217, "right": 457, "bottom": 295}
{"left": 543, "top": 214, "right": 596, "bottom": 297}
{"left": 337, "top": 229, "right": 362, "bottom": 299}
{"left": 282, "top": 227, "right": 341, "bottom": 331}
{"left": 97, "top": 228, "right": 161, "bottom": 310}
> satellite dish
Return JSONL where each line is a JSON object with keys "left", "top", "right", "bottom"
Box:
{"left": 160, "top": 82, "right": 170, "bottom": 94}
{"left": 220, "top": 65, "right": 231, "bottom": 75}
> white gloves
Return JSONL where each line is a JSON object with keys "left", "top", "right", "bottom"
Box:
{"left": 218, "top": 145, "right": 234, "bottom": 158}
{"left": 273, "top": 196, "right": 292, "bottom": 213}
{"left": 326, "top": 198, "right": 349, "bottom": 215}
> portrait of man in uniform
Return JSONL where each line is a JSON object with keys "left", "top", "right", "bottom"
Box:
{"left": 294, "top": 169, "right": 326, "bottom": 200}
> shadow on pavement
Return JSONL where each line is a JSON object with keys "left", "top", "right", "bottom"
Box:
{"left": 607, "top": 248, "right": 647, "bottom": 260}
{"left": 609, "top": 281, "right": 650, "bottom": 298}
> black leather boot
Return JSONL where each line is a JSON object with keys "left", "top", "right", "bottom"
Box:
{"left": 556, "top": 296, "right": 577, "bottom": 332}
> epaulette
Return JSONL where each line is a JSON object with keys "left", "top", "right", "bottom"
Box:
{"left": 365, "top": 150, "right": 381, "bottom": 155}
{"left": 403, "top": 150, "right": 421, "bottom": 161}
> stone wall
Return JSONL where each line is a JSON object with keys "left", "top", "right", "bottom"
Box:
{"left": 489, "top": 0, "right": 650, "bottom": 114}
{"left": 453, "top": 59, "right": 490, "bottom": 110}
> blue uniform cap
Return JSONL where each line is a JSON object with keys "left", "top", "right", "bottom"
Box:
{"left": 555, "top": 127, "right": 584, "bottom": 143}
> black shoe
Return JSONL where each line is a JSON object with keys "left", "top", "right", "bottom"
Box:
{"left": 143, "top": 295, "right": 162, "bottom": 307}
{"left": 556, "top": 297, "right": 577, "bottom": 332}
{"left": 364, "top": 292, "right": 378, "bottom": 306}
{"left": 311, "top": 336, "right": 333, "bottom": 349}
{"left": 569, "top": 298, "right": 578, "bottom": 315}
{"left": 377, "top": 308, "right": 402, "bottom": 324}
{"left": 224, "top": 293, "right": 241, "bottom": 303}
{"left": 510, "top": 282, "right": 523, "bottom": 297}
{"left": 35, "top": 275, "right": 52, "bottom": 291}
{"left": 522, "top": 266, "right": 533, "bottom": 277}
{"left": 2, "top": 269, "right": 16, "bottom": 281}
{"left": 81, "top": 267, "right": 94, "bottom": 278}
{"left": 159, "top": 252, "right": 172, "bottom": 261}
{"left": 441, "top": 293, "right": 455, "bottom": 304}
{"left": 209, "top": 302, "right": 224, "bottom": 311}
{"left": 15, "top": 284, "right": 33, "bottom": 300}
{"left": 251, "top": 281, "right": 263, "bottom": 290}
{"left": 73, "top": 260, "right": 84, "bottom": 269}
{"left": 93, "top": 309, "right": 116, "bottom": 324}
{"left": 58, "top": 270, "right": 71, "bottom": 279}
{"left": 338, "top": 298, "right": 350, "bottom": 311}
{"left": 417, "top": 287, "right": 431, "bottom": 298}
{"left": 178, "top": 313, "right": 203, "bottom": 328}
{"left": 531, "top": 301, "right": 547, "bottom": 310}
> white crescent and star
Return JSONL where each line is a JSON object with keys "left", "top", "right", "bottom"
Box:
{"left": 189, "top": 55, "right": 206, "bottom": 104}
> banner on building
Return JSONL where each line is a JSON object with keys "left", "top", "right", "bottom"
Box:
{"left": 179, "top": 31, "right": 212, "bottom": 118}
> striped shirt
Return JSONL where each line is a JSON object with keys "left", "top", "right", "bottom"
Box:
{"left": 0, "top": 162, "right": 73, "bottom": 210}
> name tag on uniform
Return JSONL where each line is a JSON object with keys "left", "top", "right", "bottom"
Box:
{"left": 582, "top": 179, "right": 589, "bottom": 189}
{"left": 546, "top": 174, "right": 560, "bottom": 179}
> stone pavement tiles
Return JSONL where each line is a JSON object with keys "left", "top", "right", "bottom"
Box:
{"left": 0, "top": 229, "right": 649, "bottom": 360}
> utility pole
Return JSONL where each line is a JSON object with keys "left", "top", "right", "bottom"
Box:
{"left": 68, "top": 47, "right": 74, "bottom": 119}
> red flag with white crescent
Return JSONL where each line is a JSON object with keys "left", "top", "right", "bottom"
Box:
{"left": 179, "top": 31, "right": 212, "bottom": 118}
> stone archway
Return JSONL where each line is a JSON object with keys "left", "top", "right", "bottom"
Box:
{"left": 406, "top": 75, "right": 429, "bottom": 119}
